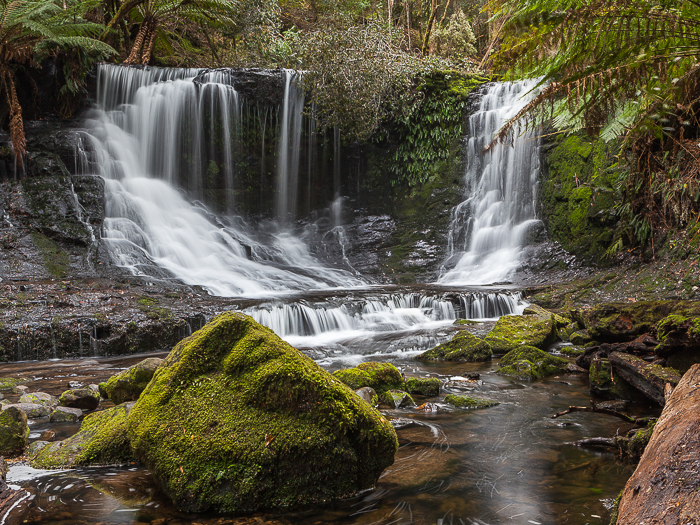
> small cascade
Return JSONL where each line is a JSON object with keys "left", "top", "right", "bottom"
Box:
{"left": 440, "top": 80, "right": 543, "bottom": 285}
{"left": 78, "top": 64, "right": 363, "bottom": 297}
{"left": 246, "top": 291, "right": 525, "bottom": 345}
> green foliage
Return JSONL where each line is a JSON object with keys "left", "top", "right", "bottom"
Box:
{"left": 431, "top": 8, "right": 477, "bottom": 58}
{"left": 388, "top": 70, "right": 487, "bottom": 186}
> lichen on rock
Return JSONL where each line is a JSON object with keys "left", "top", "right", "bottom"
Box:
{"left": 415, "top": 331, "right": 492, "bottom": 361}
{"left": 127, "top": 312, "right": 398, "bottom": 514}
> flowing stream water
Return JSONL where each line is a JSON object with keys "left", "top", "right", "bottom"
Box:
{"left": 3, "top": 68, "right": 639, "bottom": 524}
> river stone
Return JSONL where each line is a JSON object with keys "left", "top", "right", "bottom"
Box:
{"left": 355, "top": 387, "right": 378, "bottom": 405}
{"left": 99, "top": 357, "right": 163, "bottom": 405}
{"left": 485, "top": 305, "right": 560, "bottom": 354}
{"left": 382, "top": 390, "right": 415, "bottom": 408}
{"left": 332, "top": 361, "right": 404, "bottom": 396}
{"left": 31, "top": 403, "right": 134, "bottom": 469}
{"left": 126, "top": 312, "right": 398, "bottom": 514}
{"left": 616, "top": 364, "right": 700, "bottom": 524}
{"left": 443, "top": 394, "right": 499, "bottom": 409}
{"left": 497, "top": 346, "right": 568, "bottom": 381}
{"left": 19, "top": 392, "right": 58, "bottom": 408}
{"left": 415, "top": 332, "right": 492, "bottom": 361}
{"left": 405, "top": 377, "right": 440, "bottom": 396}
{"left": 2, "top": 403, "right": 51, "bottom": 419}
{"left": 59, "top": 388, "right": 100, "bottom": 410}
{"left": 0, "top": 407, "right": 29, "bottom": 457}
{"left": 0, "top": 377, "right": 28, "bottom": 393}
{"left": 49, "top": 406, "right": 83, "bottom": 423}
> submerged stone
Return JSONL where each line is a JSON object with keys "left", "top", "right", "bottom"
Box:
{"left": 405, "top": 377, "right": 440, "bottom": 396}
{"left": 127, "top": 312, "right": 398, "bottom": 514}
{"left": 354, "top": 387, "right": 378, "bottom": 405}
{"left": 443, "top": 394, "right": 499, "bottom": 409}
{"left": 416, "top": 331, "right": 492, "bottom": 361}
{"left": 99, "top": 357, "right": 163, "bottom": 405}
{"left": 31, "top": 403, "right": 134, "bottom": 469}
{"left": 332, "top": 361, "right": 404, "bottom": 395}
{"left": 497, "top": 346, "right": 567, "bottom": 381}
{"left": 484, "top": 305, "right": 560, "bottom": 354}
{"left": 0, "top": 407, "right": 29, "bottom": 458}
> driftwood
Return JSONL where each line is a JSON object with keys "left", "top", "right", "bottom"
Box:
{"left": 552, "top": 404, "right": 638, "bottom": 424}
{"left": 609, "top": 352, "right": 680, "bottom": 406}
{"left": 570, "top": 437, "right": 617, "bottom": 448}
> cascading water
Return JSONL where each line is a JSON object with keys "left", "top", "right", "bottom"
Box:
{"left": 440, "top": 80, "right": 543, "bottom": 285}
{"left": 77, "top": 64, "right": 363, "bottom": 297}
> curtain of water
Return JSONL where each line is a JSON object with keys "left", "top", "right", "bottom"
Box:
{"left": 77, "top": 64, "right": 362, "bottom": 297}
{"left": 440, "top": 80, "right": 542, "bottom": 285}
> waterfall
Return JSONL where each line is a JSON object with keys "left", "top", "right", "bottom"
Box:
{"left": 77, "top": 64, "right": 363, "bottom": 297}
{"left": 440, "top": 80, "right": 542, "bottom": 285}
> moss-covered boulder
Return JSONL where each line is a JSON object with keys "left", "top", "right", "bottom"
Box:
{"left": 31, "top": 404, "right": 133, "bottom": 469}
{"left": 127, "top": 312, "right": 398, "bottom": 514}
{"left": 99, "top": 357, "right": 163, "bottom": 405}
{"left": 0, "top": 377, "right": 28, "bottom": 393}
{"left": 332, "top": 362, "right": 404, "bottom": 396}
{"left": 443, "top": 394, "right": 499, "bottom": 409}
{"left": 60, "top": 388, "right": 101, "bottom": 410}
{"left": 654, "top": 315, "right": 700, "bottom": 372}
{"left": 49, "top": 406, "right": 83, "bottom": 423}
{"left": 405, "top": 377, "right": 440, "bottom": 396}
{"left": 484, "top": 305, "right": 560, "bottom": 354}
{"left": 416, "top": 332, "right": 492, "bottom": 361}
{"left": 569, "top": 329, "right": 592, "bottom": 346}
{"left": 0, "top": 407, "right": 29, "bottom": 458}
{"left": 497, "top": 346, "right": 568, "bottom": 381}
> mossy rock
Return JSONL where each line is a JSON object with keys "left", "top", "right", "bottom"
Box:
{"left": 382, "top": 390, "right": 415, "bottom": 408}
{"left": 569, "top": 329, "right": 592, "bottom": 346}
{"left": 484, "top": 306, "right": 559, "bottom": 354}
{"left": 332, "top": 362, "right": 404, "bottom": 396}
{"left": 0, "top": 377, "right": 28, "bottom": 392}
{"left": 126, "top": 312, "right": 398, "bottom": 514}
{"left": 19, "top": 392, "right": 58, "bottom": 407}
{"left": 100, "top": 357, "right": 163, "bottom": 405}
{"left": 0, "top": 406, "right": 29, "bottom": 458}
{"left": 30, "top": 403, "right": 134, "bottom": 469}
{"left": 443, "top": 394, "right": 499, "bottom": 409}
{"left": 453, "top": 319, "right": 479, "bottom": 326}
{"left": 405, "top": 377, "right": 440, "bottom": 396}
{"left": 583, "top": 301, "right": 700, "bottom": 342}
{"left": 497, "top": 346, "right": 567, "bottom": 381}
{"left": 416, "top": 332, "right": 492, "bottom": 361}
{"left": 655, "top": 314, "right": 700, "bottom": 360}
{"left": 627, "top": 421, "right": 656, "bottom": 460}
{"left": 559, "top": 347, "right": 585, "bottom": 357}
{"left": 60, "top": 388, "right": 100, "bottom": 410}
{"left": 588, "top": 358, "right": 643, "bottom": 401}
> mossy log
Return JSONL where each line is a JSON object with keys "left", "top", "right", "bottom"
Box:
{"left": 608, "top": 352, "right": 681, "bottom": 406}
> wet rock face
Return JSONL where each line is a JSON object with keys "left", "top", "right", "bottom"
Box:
{"left": 127, "top": 313, "right": 398, "bottom": 514}
{"left": 0, "top": 407, "right": 29, "bottom": 457}
{"left": 616, "top": 364, "right": 700, "bottom": 524}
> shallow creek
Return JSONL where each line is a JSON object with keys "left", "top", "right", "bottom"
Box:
{"left": 1, "top": 315, "right": 649, "bottom": 525}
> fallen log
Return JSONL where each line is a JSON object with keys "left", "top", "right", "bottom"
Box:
{"left": 551, "top": 404, "right": 649, "bottom": 425}
{"left": 570, "top": 437, "right": 617, "bottom": 448}
{"left": 609, "top": 352, "right": 680, "bottom": 405}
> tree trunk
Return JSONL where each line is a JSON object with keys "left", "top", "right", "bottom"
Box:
{"left": 125, "top": 18, "right": 151, "bottom": 65}
{"left": 421, "top": 0, "right": 438, "bottom": 55}
{"left": 141, "top": 22, "right": 157, "bottom": 65}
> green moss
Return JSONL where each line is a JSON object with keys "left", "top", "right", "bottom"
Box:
{"left": 485, "top": 306, "right": 559, "bottom": 354}
{"left": 453, "top": 319, "right": 480, "bottom": 326}
{"left": 627, "top": 420, "right": 656, "bottom": 460}
{"left": 0, "top": 407, "right": 29, "bottom": 457}
{"left": 588, "top": 358, "right": 643, "bottom": 401}
{"left": 100, "top": 357, "right": 162, "bottom": 405}
{"left": 608, "top": 490, "right": 623, "bottom": 525}
{"left": 559, "top": 347, "right": 585, "bottom": 357}
{"left": 497, "top": 346, "right": 567, "bottom": 381}
{"left": 404, "top": 378, "right": 440, "bottom": 396}
{"left": 31, "top": 404, "right": 133, "bottom": 468}
{"left": 569, "top": 329, "right": 592, "bottom": 346}
{"left": 443, "top": 394, "right": 499, "bottom": 409}
{"left": 0, "top": 377, "right": 28, "bottom": 392}
{"left": 382, "top": 390, "right": 415, "bottom": 408}
{"left": 30, "top": 232, "right": 69, "bottom": 278}
{"left": 332, "top": 362, "right": 404, "bottom": 395}
{"left": 127, "top": 312, "right": 398, "bottom": 514}
{"left": 416, "top": 331, "right": 492, "bottom": 361}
